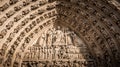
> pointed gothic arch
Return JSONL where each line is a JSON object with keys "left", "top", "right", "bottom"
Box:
{"left": 0, "top": 0, "right": 119, "bottom": 67}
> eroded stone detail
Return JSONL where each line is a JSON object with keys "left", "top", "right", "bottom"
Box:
{"left": 22, "top": 26, "right": 95, "bottom": 67}
{"left": 0, "top": 0, "right": 119, "bottom": 67}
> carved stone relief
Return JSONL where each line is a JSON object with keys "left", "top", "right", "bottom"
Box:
{"left": 22, "top": 26, "right": 95, "bottom": 67}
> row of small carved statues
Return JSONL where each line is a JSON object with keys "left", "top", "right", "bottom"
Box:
{"left": 0, "top": 0, "right": 56, "bottom": 27}
{"left": 57, "top": 1, "right": 120, "bottom": 62}
{"left": 21, "top": 60, "right": 95, "bottom": 67}
{"left": 57, "top": 2, "right": 120, "bottom": 55}
{"left": 0, "top": 0, "right": 47, "bottom": 12}
{"left": 0, "top": 9, "right": 56, "bottom": 57}
{"left": 0, "top": 18, "right": 55, "bottom": 66}
{"left": 1, "top": 19, "right": 54, "bottom": 67}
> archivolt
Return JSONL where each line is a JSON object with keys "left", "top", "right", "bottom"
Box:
{"left": 0, "top": 0, "right": 120, "bottom": 67}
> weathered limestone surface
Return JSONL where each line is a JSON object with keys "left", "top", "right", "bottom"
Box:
{"left": 0, "top": 0, "right": 119, "bottom": 67}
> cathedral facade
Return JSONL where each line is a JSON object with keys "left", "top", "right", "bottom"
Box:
{"left": 0, "top": 0, "right": 120, "bottom": 67}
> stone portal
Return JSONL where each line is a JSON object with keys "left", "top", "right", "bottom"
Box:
{"left": 22, "top": 26, "right": 95, "bottom": 67}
